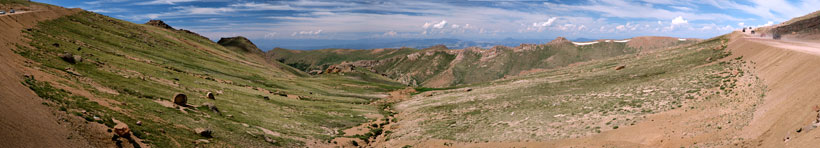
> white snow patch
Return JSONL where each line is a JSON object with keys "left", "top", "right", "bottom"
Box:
{"left": 572, "top": 41, "right": 599, "bottom": 46}
{"left": 678, "top": 38, "right": 687, "bottom": 41}
{"left": 614, "top": 39, "right": 630, "bottom": 43}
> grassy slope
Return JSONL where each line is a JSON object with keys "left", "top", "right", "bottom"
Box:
{"left": 269, "top": 47, "right": 420, "bottom": 71}
{"left": 16, "top": 11, "right": 404, "bottom": 147}
{"left": 392, "top": 36, "right": 739, "bottom": 141}
{"left": 270, "top": 40, "right": 699, "bottom": 87}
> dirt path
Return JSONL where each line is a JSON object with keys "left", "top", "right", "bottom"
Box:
{"left": 739, "top": 33, "right": 820, "bottom": 56}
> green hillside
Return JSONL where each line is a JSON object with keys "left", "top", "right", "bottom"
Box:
{"left": 15, "top": 10, "right": 404, "bottom": 147}
{"left": 270, "top": 37, "right": 697, "bottom": 87}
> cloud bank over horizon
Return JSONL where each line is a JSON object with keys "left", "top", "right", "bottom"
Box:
{"left": 39, "top": 0, "right": 820, "bottom": 47}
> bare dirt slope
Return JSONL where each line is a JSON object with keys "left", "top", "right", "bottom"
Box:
{"left": 380, "top": 31, "right": 820, "bottom": 147}
{"left": 728, "top": 31, "right": 820, "bottom": 147}
{"left": 0, "top": 4, "right": 115, "bottom": 148}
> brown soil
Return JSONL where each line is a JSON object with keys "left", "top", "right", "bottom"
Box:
{"left": 376, "top": 31, "right": 820, "bottom": 147}
{"left": 0, "top": 4, "right": 119, "bottom": 147}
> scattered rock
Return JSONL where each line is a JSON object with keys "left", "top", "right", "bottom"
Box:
{"left": 194, "top": 139, "right": 210, "bottom": 144}
{"left": 241, "top": 123, "right": 249, "bottom": 127}
{"left": 60, "top": 53, "right": 77, "bottom": 64}
{"left": 52, "top": 43, "right": 60, "bottom": 47}
{"left": 65, "top": 68, "right": 81, "bottom": 76}
{"left": 206, "top": 92, "right": 215, "bottom": 100}
{"left": 706, "top": 57, "right": 712, "bottom": 62}
{"left": 173, "top": 93, "right": 187, "bottom": 106}
{"left": 226, "top": 115, "right": 233, "bottom": 118}
{"left": 113, "top": 123, "right": 131, "bottom": 137}
{"left": 145, "top": 20, "right": 175, "bottom": 30}
{"left": 262, "top": 96, "right": 270, "bottom": 100}
{"left": 465, "top": 88, "right": 473, "bottom": 92}
{"left": 264, "top": 136, "right": 277, "bottom": 144}
{"left": 136, "top": 121, "right": 142, "bottom": 126}
{"left": 195, "top": 128, "right": 213, "bottom": 138}
{"left": 615, "top": 65, "right": 626, "bottom": 70}
{"left": 201, "top": 103, "right": 221, "bottom": 114}
{"left": 77, "top": 47, "right": 82, "bottom": 51}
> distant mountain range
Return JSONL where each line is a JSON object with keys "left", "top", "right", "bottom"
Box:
{"left": 254, "top": 38, "right": 550, "bottom": 50}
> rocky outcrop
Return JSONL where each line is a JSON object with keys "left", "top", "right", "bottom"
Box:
{"left": 145, "top": 20, "right": 175, "bottom": 30}
{"left": 217, "top": 36, "right": 264, "bottom": 54}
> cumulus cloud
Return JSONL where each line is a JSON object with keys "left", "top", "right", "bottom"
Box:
{"left": 533, "top": 17, "right": 558, "bottom": 27}
{"left": 422, "top": 20, "right": 448, "bottom": 29}
{"left": 759, "top": 21, "right": 774, "bottom": 27}
{"left": 671, "top": 16, "right": 688, "bottom": 25}
{"left": 432, "top": 20, "right": 448, "bottom": 29}
{"left": 738, "top": 22, "right": 745, "bottom": 27}
{"left": 669, "top": 16, "right": 688, "bottom": 29}
{"left": 291, "top": 30, "right": 323, "bottom": 36}
{"left": 136, "top": 0, "right": 196, "bottom": 5}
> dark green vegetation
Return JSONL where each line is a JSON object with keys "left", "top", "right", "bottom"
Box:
{"left": 271, "top": 37, "right": 699, "bottom": 87}
{"left": 16, "top": 10, "right": 405, "bottom": 147}
{"left": 391, "top": 36, "right": 759, "bottom": 142}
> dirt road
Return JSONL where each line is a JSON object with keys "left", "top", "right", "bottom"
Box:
{"left": 739, "top": 32, "right": 820, "bottom": 56}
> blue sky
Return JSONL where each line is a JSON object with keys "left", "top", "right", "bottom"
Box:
{"left": 37, "top": 0, "right": 820, "bottom": 46}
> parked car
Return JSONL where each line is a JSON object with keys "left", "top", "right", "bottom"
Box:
{"left": 10, "top": 9, "right": 15, "bottom": 14}
{"left": 1, "top": 11, "right": 5, "bottom": 15}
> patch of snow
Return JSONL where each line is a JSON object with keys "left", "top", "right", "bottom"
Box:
{"left": 678, "top": 38, "right": 687, "bottom": 41}
{"left": 572, "top": 41, "right": 599, "bottom": 46}
{"left": 614, "top": 39, "right": 630, "bottom": 43}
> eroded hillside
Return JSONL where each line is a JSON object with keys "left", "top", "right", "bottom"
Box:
{"left": 271, "top": 37, "right": 700, "bottom": 88}
{"left": 2, "top": 2, "right": 406, "bottom": 147}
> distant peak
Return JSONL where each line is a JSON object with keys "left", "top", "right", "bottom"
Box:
{"left": 547, "top": 37, "right": 570, "bottom": 45}
{"left": 425, "top": 44, "right": 448, "bottom": 50}
{"left": 145, "top": 20, "right": 175, "bottom": 30}
{"left": 218, "top": 36, "right": 262, "bottom": 53}
{"left": 220, "top": 36, "right": 250, "bottom": 42}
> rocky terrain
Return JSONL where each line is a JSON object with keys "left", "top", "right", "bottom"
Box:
{"left": 3, "top": 1, "right": 820, "bottom": 148}
{"left": 271, "top": 37, "right": 700, "bottom": 87}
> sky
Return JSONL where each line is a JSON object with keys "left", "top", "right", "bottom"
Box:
{"left": 36, "top": 0, "right": 820, "bottom": 49}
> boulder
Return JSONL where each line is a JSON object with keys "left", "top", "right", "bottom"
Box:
{"left": 615, "top": 65, "right": 626, "bottom": 70}
{"left": 113, "top": 123, "right": 131, "bottom": 137}
{"left": 173, "top": 93, "right": 187, "bottom": 106}
{"left": 202, "top": 103, "right": 221, "bottom": 114}
{"left": 59, "top": 53, "right": 77, "bottom": 64}
{"left": 195, "top": 128, "right": 214, "bottom": 138}
{"left": 206, "top": 92, "right": 215, "bottom": 100}
{"left": 264, "top": 136, "right": 277, "bottom": 144}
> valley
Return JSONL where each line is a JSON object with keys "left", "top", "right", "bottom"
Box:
{"left": 2, "top": 1, "right": 820, "bottom": 148}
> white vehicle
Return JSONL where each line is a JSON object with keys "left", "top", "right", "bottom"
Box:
{"left": 1, "top": 11, "right": 5, "bottom": 15}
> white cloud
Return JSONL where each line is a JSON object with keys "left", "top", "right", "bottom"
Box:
{"left": 759, "top": 21, "right": 774, "bottom": 27}
{"left": 136, "top": 0, "right": 197, "bottom": 5}
{"left": 671, "top": 16, "right": 688, "bottom": 25}
{"left": 264, "top": 32, "right": 278, "bottom": 39}
{"left": 451, "top": 24, "right": 460, "bottom": 28}
{"left": 533, "top": 17, "right": 558, "bottom": 27}
{"left": 432, "top": 20, "right": 448, "bottom": 29}
{"left": 738, "top": 22, "right": 745, "bottom": 27}
{"left": 291, "top": 30, "right": 323, "bottom": 36}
